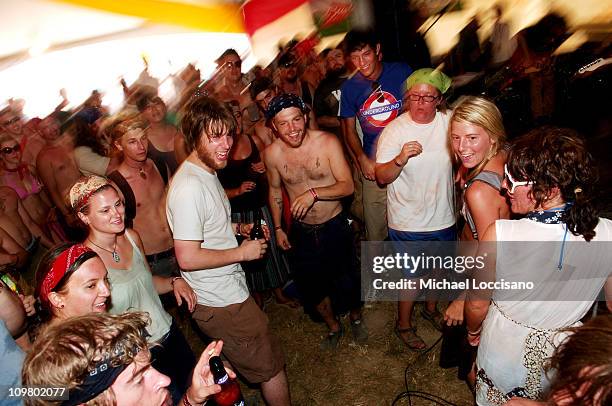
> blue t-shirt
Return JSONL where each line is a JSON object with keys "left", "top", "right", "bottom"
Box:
{"left": 340, "top": 62, "right": 412, "bottom": 158}
{"left": 0, "top": 320, "right": 25, "bottom": 405}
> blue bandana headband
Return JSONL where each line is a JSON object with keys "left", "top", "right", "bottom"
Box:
{"left": 62, "top": 329, "right": 150, "bottom": 406}
{"left": 265, "top": 93, "right": 309, "bottom": 121}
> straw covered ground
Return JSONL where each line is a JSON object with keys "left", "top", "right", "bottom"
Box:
{"left": 176, "top": 299, "right": 474, "bottom": 406}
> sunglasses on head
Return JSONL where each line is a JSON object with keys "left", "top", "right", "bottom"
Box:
{"left": 1, "top": 117, "right": 20, "bottom": 126}
{"left": 504, "top": 164, "right": 535, "bottom": 193}
{"left": 1, "top": 145, "right": 20, "bottom": 155}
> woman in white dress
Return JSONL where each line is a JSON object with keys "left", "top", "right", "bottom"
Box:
{"left": 465, "top": 127, "right": 612, "bottom": 405}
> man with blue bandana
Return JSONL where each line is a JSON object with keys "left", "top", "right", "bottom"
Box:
{"left": 264, "top": 93, "right": 367, "bottom": 350}
{"left": 339, "top": 29, "right": 413, "bottom": 243}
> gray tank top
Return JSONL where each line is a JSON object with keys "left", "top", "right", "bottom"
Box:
{"left": 462, "top": 170, "right": 503, "bottom": 240}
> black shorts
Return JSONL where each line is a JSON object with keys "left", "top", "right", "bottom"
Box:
{"left": 289, "top": 212, "right": 361, "bottom": 314}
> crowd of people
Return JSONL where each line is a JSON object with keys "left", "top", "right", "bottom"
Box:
{"left": 0, "top": 17, "right": 610, "bottom": 406}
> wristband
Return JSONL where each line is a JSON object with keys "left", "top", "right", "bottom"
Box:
{"left": 467, "top": 327, "right": 482, "bottom": 336}
{"left": 394, "top": 158, "right": 404, "bottom": 167}
{"left": 182, "top": 393, "right": 205, "bottom": 406}
{"left": 171, "top": 276, "right": 183, "bottom": 287}
{"left": 308, "top": 188, "right": 319, "bottom": 202}
{"left": 274, "top": 225, "right": 282, "bottom": 231}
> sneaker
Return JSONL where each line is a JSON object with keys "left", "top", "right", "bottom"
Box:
{"left": 350, "top": 319, "right": 369, "bottom": 344}
{"left": 320, "top": 323, "right": 344, "bottom": 350}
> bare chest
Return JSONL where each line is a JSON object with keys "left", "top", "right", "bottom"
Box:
{"left": 279, "top": 154, "right": 328, "bottom": 186}
{"left": 124, "top": 171, "right": 165, "bottom": 210}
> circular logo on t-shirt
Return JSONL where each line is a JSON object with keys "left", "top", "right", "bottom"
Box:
{"left": 360, "top": 90, "right": 402, "bottom": 127}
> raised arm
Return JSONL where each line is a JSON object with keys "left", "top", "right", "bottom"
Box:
{"left": 375, "top": 141, "right": 422, "bottom": 185}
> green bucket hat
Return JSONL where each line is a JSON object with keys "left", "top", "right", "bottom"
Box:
{"left": 404, "top": 68, "right": 452, "bottom": 94}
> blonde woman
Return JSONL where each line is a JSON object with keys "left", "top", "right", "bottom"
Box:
{"left": 443, "top": 96, "right": 511, "bottom": 384}
{"left": 69, "top": 175, "right": 196, "bottom": 404}
{"left": 450, "top": 96, "right": 510, "bottom": 242}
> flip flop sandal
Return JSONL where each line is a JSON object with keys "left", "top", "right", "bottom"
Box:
{"left": 395, "top": 326, "right": 427, "bottom": 351}
{"left": 421, "top": 309, "right": 445, "bottom": 332}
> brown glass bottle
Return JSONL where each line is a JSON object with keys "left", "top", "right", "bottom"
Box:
{"left": 209, "top": 356, "right": 245, "bottom": 406}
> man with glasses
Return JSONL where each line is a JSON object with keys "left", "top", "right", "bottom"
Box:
{"left": 166, "top": 96, "right": 291, "bottom": 406}
{"left": 214, "top": 49, "right": 259, "bottom": 134}
{"left": 277, "top": 52, "right": 314, "bottom": 107}
{"left": 339, "top": 29, "right": 413, "bottom": 242}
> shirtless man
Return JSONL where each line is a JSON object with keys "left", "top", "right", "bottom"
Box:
{"left": 263, "top": 94, "right": 366, "bottom": 349}
{"left": 36, "top": 115, "right": 82, "bottom": 234}
{"left": 249, "top": 77, "right": 277, "bottom": 147}
{"left": 0, "top": 108, "right": 45, "bottom": 166}
{"left": 214, "top": 49, "right": 259, "bottom": 133}
{"left": 108, "top": 118, "right": 178, "bottom": 278}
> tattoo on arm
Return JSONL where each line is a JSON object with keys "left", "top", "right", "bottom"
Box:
{"left": 274, "top": 197, "right": 283, "bottom": 210}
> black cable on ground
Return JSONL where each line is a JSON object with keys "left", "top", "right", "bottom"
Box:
{"left": 391, "top": 333, "right": 461, "bottom": 406}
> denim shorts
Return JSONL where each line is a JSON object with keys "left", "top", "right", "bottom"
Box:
{"left": 388, "top": 225, "right": 457, "bottom": 278}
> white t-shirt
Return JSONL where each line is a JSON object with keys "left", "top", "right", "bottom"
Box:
{"left": 166, "top": 160, "right": 249, "bottom": 307}
{"left": 376, "top": 111, "right": 455, "bottom": 232}
{"left": 74, "top": 146, "right": 110, "bottom": 176}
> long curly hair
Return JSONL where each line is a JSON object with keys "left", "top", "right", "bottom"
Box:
{"left": 507, "top": 126, "right": 599, "bottom": 241}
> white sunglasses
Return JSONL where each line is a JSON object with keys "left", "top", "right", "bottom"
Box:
{"left": 504, "top": 164, "right": 535, "bottom": 193}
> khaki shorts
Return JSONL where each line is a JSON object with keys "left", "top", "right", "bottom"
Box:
{"left": 193, "top": 296, "right": 285, "bottom": 383}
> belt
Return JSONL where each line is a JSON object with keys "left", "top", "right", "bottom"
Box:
{"left": 145, "top": 248, "right": 175, "bottom": 263}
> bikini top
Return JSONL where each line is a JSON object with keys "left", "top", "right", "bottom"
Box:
{"left": 2, "top": 165, "right": 43, "bottom": 199}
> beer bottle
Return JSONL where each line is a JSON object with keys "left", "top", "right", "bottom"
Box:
{"left": 249, "top": 210, "right": 265, "bottom": 240}
{"left": 209, "top": 356, "right": 245, "bottom": 406}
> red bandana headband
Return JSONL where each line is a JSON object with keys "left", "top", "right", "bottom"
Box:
{"left": 39, "top": 244, "right": 93, "bottom": 305}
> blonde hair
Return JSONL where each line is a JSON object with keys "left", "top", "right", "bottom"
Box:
{"left": 22, "top": 312, "right": 150, "bottom": 406}
{"left": 450, "top": 96, "right": 506, "bottom": 179}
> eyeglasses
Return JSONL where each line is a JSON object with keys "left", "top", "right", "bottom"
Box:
{"left": 225, "top": 60, "right": 242, "bottom": 69}
{"left": 1, "top": 145, "right": 20, "bottom": 155}
{"left": 371, "top": 82, "right": 385, "bottom": 103}
{"left": 1, "top": 117, "right": 20, "bottom": 126}
{"left": 504, "top": 164, "right": 535, "bottom": 193}
{"left": 406, "top": 94, "right": 439, "bottom": 103}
